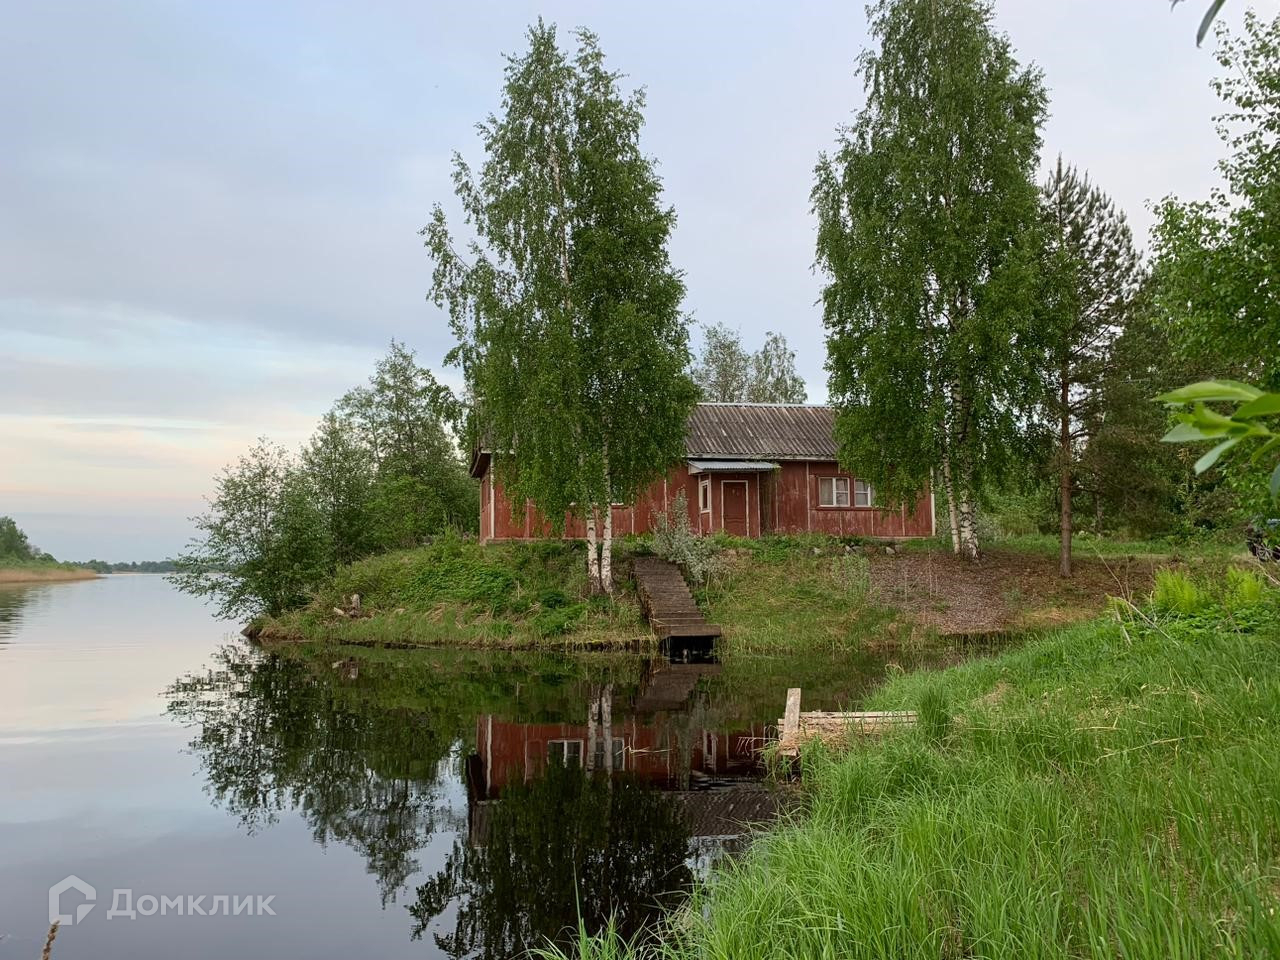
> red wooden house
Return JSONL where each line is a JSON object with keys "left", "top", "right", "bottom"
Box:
{"left": 469, "top": 403, "right": 935, "bottom": 542}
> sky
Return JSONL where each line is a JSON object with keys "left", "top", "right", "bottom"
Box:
{"left": 2, "top": 0, "right": 1274, "bottom": 561}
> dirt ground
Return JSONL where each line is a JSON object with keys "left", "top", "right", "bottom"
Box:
{"left": 868, "top": 548, "right": 1165, "bottom": 635}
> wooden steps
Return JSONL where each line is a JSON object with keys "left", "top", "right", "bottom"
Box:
{"left": 631, "top": 556, "right": 722, "bottom": 644}
{"left": 776, "top": 687, "right": 917, "bottom": 758}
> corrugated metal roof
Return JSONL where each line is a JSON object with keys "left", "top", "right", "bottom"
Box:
{"left": 686, "top": 404, "right": 837, "bottom": 461}
{"left": 687, "top": 459, "right": 778, "bottom": 473}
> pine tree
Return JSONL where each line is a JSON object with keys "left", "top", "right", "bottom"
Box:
{"left": 424, "top": 23, "right": 695, "bottom": 592}
{"left": 1038, "top": 159, "right": 1141, "bottom": 576}
{"left": 814, "top": 0, "right": 1047, "bottom": 559}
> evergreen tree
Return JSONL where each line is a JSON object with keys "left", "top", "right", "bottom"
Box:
{"left": 814, "top": 0, "right": 1047, "bottom": 559}
{"left": 424, "top": 22, "right": 695, "bottom": 593}
{"left": 1037, "top": 159, "right": 1141, "bottom": 575}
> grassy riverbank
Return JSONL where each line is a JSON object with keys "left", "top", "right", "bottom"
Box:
{"left": 553, "top": 567, "right": 1280, "bottom": 959}
{"left": 258, "top": 538, "right": 649, "bottom": 649}
{"left": 256, "top": 533, "right": 1211, "bottom": 652}
{"left": 0, "top": 562, "right": 98, "bottom": 584}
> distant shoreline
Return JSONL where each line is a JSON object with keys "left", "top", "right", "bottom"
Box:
{"left": 0, "top": 567, "right": 100, "bottom": 584}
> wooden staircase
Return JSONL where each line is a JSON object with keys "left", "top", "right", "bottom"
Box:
{"left": 631, "top": 556, "right": 722, "bottom": 646}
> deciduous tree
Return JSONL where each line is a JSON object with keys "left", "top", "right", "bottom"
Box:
{"left": 424, "top": 22, "right": 696, "bottom": 593}
{"left": 693, "top": 324, "right": 807, "bottom": 403}
{"left": 814, "top": 0, "right": 1047, "bottom": 559}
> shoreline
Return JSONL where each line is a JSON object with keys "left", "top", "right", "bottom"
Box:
{"left": 0, "top": 567, "right": 100, "bottom": 584}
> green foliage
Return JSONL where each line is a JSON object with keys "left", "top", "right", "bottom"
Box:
{"left": 173, "top": 343, "right": 475, "bottom": 619}
{"left": 1152, "top": 11, "right": 1280, "bottom": 384}
{"left": 650, "top": 490, "right": 720, "bottom": 584}
{"left": 814, "top": 0, "right": 1048, "bottom": 559}
{"left": 424, "top": 22, "right": 697, "bottom": 590}
{"left": 1035, "top": 158, "right": 1143, "bottom": 573}
{"left": 1150, "top": 568, "right": 1211, "bottom": 615}
{"left": 1158, "top": 380, "right": 1280, "bottom": 503}
{"left": 1225, "top": 566, "right": 1265, "bottom": 609}
{"left": 692, "top": 323, "right": 807, "bottom": 403}
{"left": 171, "top": 440, "right": 332, "bottom": 619}
{"left": 0, "top": 516, "right": 55, "bottom": 563}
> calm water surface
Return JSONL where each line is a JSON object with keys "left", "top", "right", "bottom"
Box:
{"left": 0, "top": 576, "right": 954, "bottom": 959}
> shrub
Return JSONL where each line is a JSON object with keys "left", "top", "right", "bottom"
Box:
{"left": 650, "top": 490, "right": 719, "bottom": 584}
{"left": 1150, "top": 569, "right": 1210, "bottom": 616}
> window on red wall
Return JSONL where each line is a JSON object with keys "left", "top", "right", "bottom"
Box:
{"left": 699, "top": 477, "right": 711, "bottom": 512}
{"left": 855, "top": 479, "right": 875, "bottom": 507}
{"left": 818, "top": 476, "right": 850, "bottom": 507}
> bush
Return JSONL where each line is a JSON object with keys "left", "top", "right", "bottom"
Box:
{"left": 650, "top": 490, "right": 719, "bottom": 584}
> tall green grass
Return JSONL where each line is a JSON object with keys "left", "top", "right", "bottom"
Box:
{"left": 261, "top": 536, "right": 647, "bottom": 648}
{"left": 548, "top": 573, "right": 1280, "bottom": 959}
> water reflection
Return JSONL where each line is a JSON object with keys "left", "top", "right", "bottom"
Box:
{"left": 413, "top": 762, "right": 693, "bottom": 958}
{"left": 0, "top": 585, "right": 38, "bottom": 644}
{"left": 166, "top": 645, "right": 788, "bottom": 957}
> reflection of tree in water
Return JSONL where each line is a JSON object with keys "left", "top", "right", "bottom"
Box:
{"left": 0, "top": 586, "right": 37, "bottom": 643}
{"left": 166, "top": 646, "right": 457, "bottom": 904}
{"left": 410, "top": 761, "right": 692, "bottom": 960}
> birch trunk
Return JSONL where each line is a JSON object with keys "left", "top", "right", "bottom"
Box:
{"left": 600, "top": 503, "right": 613, "bottom": 594}
{"left": 585, "top": 508, "right": 601, "bottom": 593}
{"left": 940, "top": 451, "right": 961, "bottom": 554}
{"left": 956, "top": 490, "right": 979, "bottom": 560}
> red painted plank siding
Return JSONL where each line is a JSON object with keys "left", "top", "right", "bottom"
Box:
{"left": 477, "top": 460, "right": 932, "bottom": 542}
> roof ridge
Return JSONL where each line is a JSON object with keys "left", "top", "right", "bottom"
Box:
{"left": 695, "top": 401, "right": 831, "bottom": 409}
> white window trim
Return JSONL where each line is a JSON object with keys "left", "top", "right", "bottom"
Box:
{"left": 699, "top": 477, "right": 711, "bottom": 514}
{"left": 818, "top": 476, "right": 851, "bottom": 508}
{"left": 854, "top": 479, "right": 875, "bottom": 508}
{"left": 548, "top": 738, "right": 584, "bottom": 766}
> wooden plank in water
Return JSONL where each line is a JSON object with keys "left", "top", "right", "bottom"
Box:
{"left": 782, "top": 688, "right": 802, "bottom": 748}
{"left": 776, "top": 688, "right": 916, "bottom": 758}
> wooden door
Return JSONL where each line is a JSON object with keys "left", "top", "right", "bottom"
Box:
{"left": 722, "top": 481, "right": 748, "bottom": 536}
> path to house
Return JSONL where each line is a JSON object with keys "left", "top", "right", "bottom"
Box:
{"left": 631, "top": 556, "right": 722, "bottom": 648}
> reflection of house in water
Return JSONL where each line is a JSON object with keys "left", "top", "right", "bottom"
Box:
{"left": 465, "top": 662, "right": 783, "bottom": 847}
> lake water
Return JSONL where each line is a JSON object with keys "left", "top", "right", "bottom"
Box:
{"left": 0, "top": 575, "right": 958, "bottom": 959}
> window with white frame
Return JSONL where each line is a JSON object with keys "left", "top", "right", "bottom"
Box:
{"left": 818, "top": 476, "right": 850, "bottom": 507}
{"left": 854, "top": 479, "right": 875, "bottom": 507}
{"left": 699, "top": 477, "right": 711, "bottom": 513}
{"left": 547, "top": 739, "right": 583, "bottom": 767}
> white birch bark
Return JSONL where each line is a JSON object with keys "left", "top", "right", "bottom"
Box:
{"left": 585, "top": 507, "right": 600, "bottom": 592}
{"left": 600, "top": 503, "right": 613, "bottom": 594}
{"left": 940, "top": 450, "right": 961, "bottom": 554}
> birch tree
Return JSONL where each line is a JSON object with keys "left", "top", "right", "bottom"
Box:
{"left": 814, "top": 0, "right": 1046, "bottom": 559}
{"left": 424, "top": 23, "right": 695, "bottom": 593}
{"left": 1037, "top": 160, "right": 1141, "bottom": 576}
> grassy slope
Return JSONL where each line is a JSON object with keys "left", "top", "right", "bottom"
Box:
{"left": 258, "top": 533, "right": 1227, "bottom": 652}
{"left": 571, "top": 570, "right": 1280, "bottom": 959}
{"left": 260, "top": 538, "right": 649, "bottom": 649}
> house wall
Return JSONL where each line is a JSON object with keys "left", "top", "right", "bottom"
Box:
{"left": 478, "top": 460, "right": 932, "bottom": 542}
{"left": 767, "top": 461, "right": 934, "bottom": 537}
